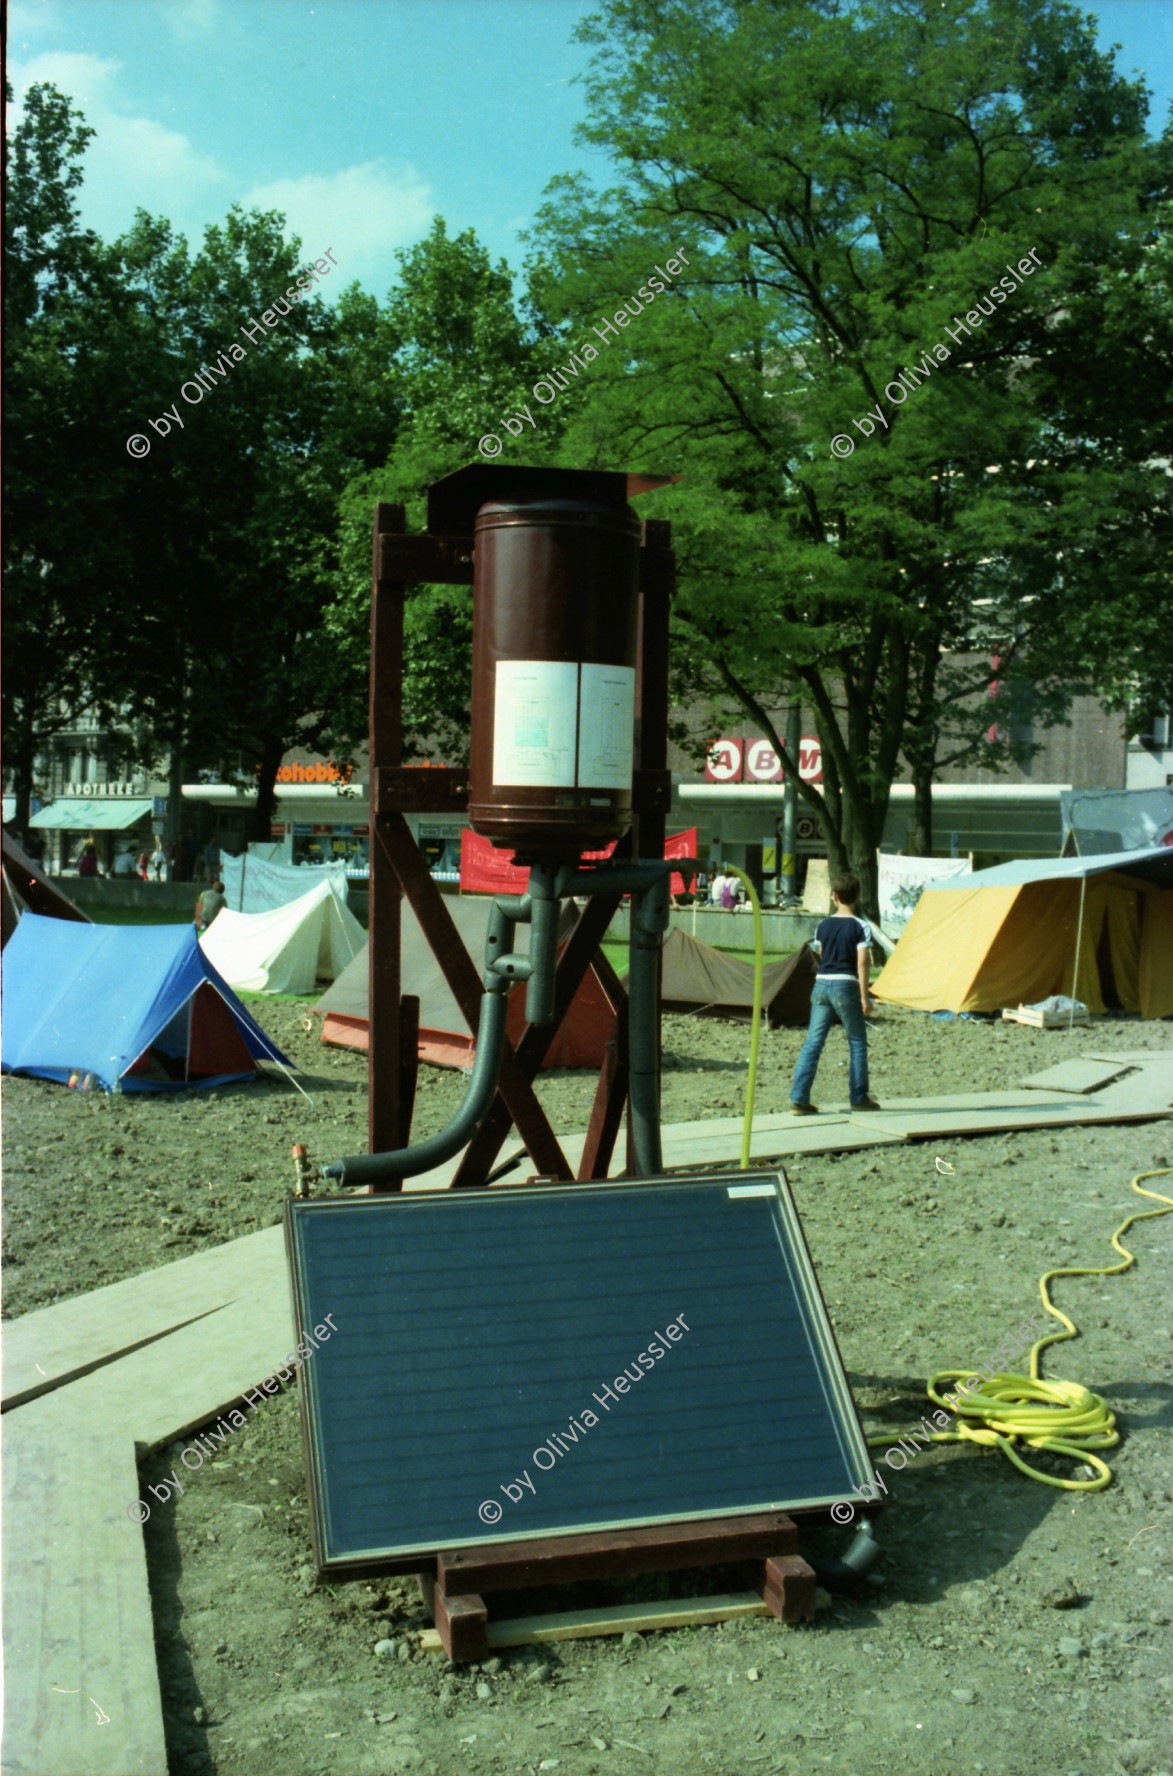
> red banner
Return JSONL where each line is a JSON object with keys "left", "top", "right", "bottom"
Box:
{"left": 460, "top": 828, "right": 698, "bottom": 897}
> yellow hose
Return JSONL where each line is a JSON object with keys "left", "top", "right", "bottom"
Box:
{"left": 865, "top": 1167, "right": 1173, "bottom": 1490}
{"left": 721, "top": 867, "right": 764, "bottom": 1169}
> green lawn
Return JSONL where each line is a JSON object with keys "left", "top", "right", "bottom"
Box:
{"left": 79, "top": 905, "right": 194, "bottom": 926}
{"left": 76, "top": 910, "right": 795, "bottom": 975}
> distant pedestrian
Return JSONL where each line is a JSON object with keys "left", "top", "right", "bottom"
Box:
{"left": 710, "top": 867, "right": 729, "bottom": 908}
{"left": 194, "top": 879, "right": 226, "bottom": 934}
{"left": 138, "top": 849, "right": 151, "bottom": 880}
{"left": 78, "top": 841, "right": 101, "bottom": 878}
{"left": 790, "top": 872, "right": 880, "bottom": 1113}
{"left": 150, "top": 844, "right": 167, "bottom": 882}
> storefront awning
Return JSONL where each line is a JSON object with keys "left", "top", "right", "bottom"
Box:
{"left": 29, "top": 798, "right": 154, "bottom": 831}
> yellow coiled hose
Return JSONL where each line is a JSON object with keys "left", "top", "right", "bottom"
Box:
{"left": 867, "top": 1166, "right": 1173, "bottom": 1491}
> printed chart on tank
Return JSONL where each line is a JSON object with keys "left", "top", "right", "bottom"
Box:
{"left": 493, "top": 660, "right": 636, "bottom": 790}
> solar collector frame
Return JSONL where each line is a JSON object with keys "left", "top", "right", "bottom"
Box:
{"left": 285, "top": 1172, "right": 874, "bottom": 1579}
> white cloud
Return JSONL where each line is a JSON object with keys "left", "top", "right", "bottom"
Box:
{"left": 167, "top": 0, "right": 220, "bottom": 41}
{"left": 9, "top": 50, "right": 229, "bottom": 242}
{"left": 243, "top": 162, "right": 434, "bottom": 293}
{"left": 7, "top": 0, "right": 61, "bottom": 47}
{"left": 7, "top": 48, "right": 432, "bottom": 294}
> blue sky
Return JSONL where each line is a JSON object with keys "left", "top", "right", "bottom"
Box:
{"left": 8, "top": 0, "right": 1171, "bottom": 301}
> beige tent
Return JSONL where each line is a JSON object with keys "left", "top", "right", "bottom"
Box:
{"left": 873, "top": 847, "right": 1173, "bottom": 1018}
{"left": 654, "top": 928, "right": 816, "bottom": 1025}
{"left": 315, "top": 897, "right": 618, "bottom": 1070}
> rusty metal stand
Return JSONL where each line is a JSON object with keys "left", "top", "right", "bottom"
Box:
{"left": 366, "top": 504, "right": 675, "bottom": 1191}
{"left": 417, "top": 1514, "right": 817, "bottom": 1662}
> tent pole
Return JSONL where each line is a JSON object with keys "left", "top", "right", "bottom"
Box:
{"left": 1069, "top": 874, "right": 1087, "bottom": 1030}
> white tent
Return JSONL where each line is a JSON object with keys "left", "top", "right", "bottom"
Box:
{"left": 199, "top": 876, "right": 364, "bottom": 994}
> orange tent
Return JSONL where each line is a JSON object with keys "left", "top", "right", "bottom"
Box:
{"left": 874, "top": 847, "right": 1173, "bottom": 1018}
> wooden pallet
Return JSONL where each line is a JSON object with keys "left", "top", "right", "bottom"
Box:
{"left": 416, "top": 1513, "right": 817, "bottom": 1662}
{"left": 1001, "top": 1005, "right": 1092, "bottom": 1028}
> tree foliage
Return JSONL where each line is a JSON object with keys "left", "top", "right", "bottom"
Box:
{"left": 5, "top": 82, "right": 405, "bottom": 840}
{"left": 3, "top": 82, "right": 155, "bottom": 831}
{"left": 330, "top": 220, "right": 553, "bottom": 764}
{"left": 524, "top": 0, "right": 1168, "bottom": 905}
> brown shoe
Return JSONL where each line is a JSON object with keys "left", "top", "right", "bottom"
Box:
{"left": 851, "top": 1096, "right": 882, "bottom": 1111}
{"left": 791, "top": 1101, "right": 819, "bottom": 1115}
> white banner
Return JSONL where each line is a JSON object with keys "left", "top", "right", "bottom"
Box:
{"left": 220, "top": 849, "right": 350, "bottom": 914}
{"left": 879, "top": 853, "right": 972, "bottom": 937}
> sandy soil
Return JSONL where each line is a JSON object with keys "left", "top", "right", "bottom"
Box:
{"left": 4, "top": 1002, "right": 1173, "bottom": 1776}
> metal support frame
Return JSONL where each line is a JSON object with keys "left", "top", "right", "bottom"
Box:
{"left": 365, "top": 501, "right": 675, "bottom": 1191}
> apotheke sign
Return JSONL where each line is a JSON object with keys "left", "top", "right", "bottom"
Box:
{"left": 704, "top": 737, "right": 822, "bottom": 785}
{"left": 61, "top": 781, "right": 150, "bottom": 797}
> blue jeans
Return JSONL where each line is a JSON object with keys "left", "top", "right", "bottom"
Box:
{"left": 791, "top": 979, "right": 869, "bottom": 1107}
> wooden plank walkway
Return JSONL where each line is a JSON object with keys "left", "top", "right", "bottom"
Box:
{"left": 4, "top": 1400, "right": 168, "bottom": 1775}
{"left": 2, "top": 1225, "right": 284, "bottom": 1411}
{"left": 1020, "top": 1059, "right": 1130, "bottom": 1095}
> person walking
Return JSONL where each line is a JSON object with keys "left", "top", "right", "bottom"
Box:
{"left": 790, "top": 871, "right": 881, "bottom": 1113}
{"left": 194, "top": 878, "right": 227, "bottom": 934}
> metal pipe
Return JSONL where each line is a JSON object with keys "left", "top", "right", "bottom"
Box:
{"left": 323, "top": 989, "right": 510, "bottom": 1187}
{"left": 781, "top": 698, "right": 801, "bottom": 903}
{"left": 323, "top": 858, "right": 689, "bottom": 1189}
{"left": 1068, "top": 873, "right": 1088, "bottom": 1031}
{"left": 810, "top": 1521, "right": 882, "bottom": 1593}
{"left": 324, "top": 895, "right": 531, "bottom": 1187}
{"left": 525, "top": 864, "right": 562, "bottom": 1026}
{"left": 626, "top": 865, "right": 671, "bottom": 1175}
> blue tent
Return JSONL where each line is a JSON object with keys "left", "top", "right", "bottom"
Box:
{"left": 1, "top": 914, "right": 292, "bottom": 1091}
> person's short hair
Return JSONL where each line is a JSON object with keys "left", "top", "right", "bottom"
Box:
{"left": 212, "top": 879, "right": 224, "bottom": 892}
{"left": 831, "top": 872, "right": 861, "bottom": 906}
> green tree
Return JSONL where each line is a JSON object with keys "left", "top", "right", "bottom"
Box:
{"left": 330, "top": 219, "right": 550, "bottom": 763}
{"left": 5, "top": 80, "right": 407, "bottom": 845}
{"left": 112, "top": 205, "right": 403, "bottom": 838}
{"left": 2, "top": 82, "right": 158, "bottom": 837}
{"left": 525, "top": 0, "right": 1163, "bottom": 908}
{"left": 1027, "top": 200, "right": 1173, "bottom": 736}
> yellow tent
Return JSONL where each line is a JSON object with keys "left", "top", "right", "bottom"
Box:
{"left": 873, "top": 849, "right": 1173, "bottom": 1019}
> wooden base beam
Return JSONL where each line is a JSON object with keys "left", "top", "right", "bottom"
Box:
{"left": 417, "top": 1591, "right": 772, "bottom": 1654}
{"left": 419, "top": 1513, "right": 813, "bottom": 1662}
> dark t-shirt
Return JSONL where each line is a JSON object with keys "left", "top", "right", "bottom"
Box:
{"left": 812, "top": 913, "right": 873, "bottom": 979}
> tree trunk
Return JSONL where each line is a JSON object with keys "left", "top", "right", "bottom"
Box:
{"left": 249, "top": 736, "right": 284, "bottom": 843}
{"left": 166, "top": 724, "right": 184, "bottom": 847}
{"left": 846, "top": 828, "right": 881, "bottom": 924}
{"left": 906, "top": 760, "right": 934, "bottom": 857}
{"left": 9, "top": 728, "right": 37, "bottom": 847}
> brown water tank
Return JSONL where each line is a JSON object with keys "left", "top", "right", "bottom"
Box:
{"left": 468, "top": 494, "right": 642, "bottom": 861}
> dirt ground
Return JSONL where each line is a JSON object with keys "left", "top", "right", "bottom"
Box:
{"left": 4, "top": 1000, "right": 1173, "bottom": 1776}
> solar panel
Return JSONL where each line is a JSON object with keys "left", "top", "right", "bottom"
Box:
{"left": 285, "top": 1173, "right": 872, "bottom": 1575}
